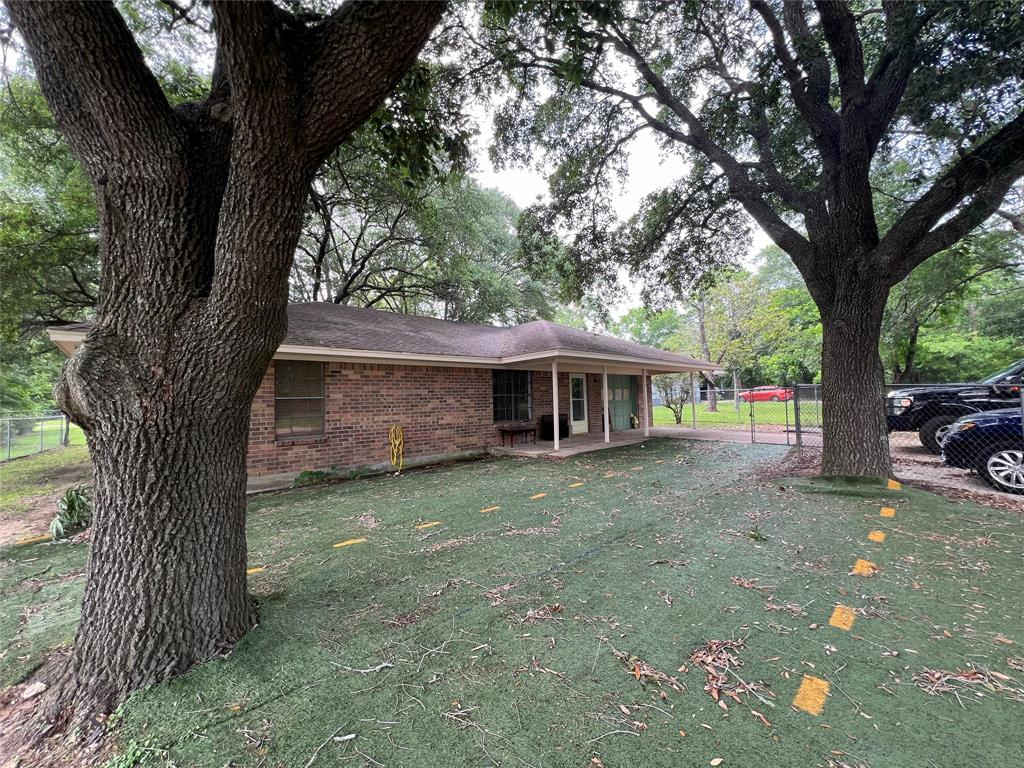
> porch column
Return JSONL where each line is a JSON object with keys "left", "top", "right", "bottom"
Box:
{"left": 642, "top": 368, "right": 650, "bottom": 437}
{"left": 689, "top": 371, "right": 697, "bottom": 429}
{"left": 602, "top": 366, "right": 610, "bottom": 443}
{"left": 551, "top": 360, "right": 559, "bottom": 451}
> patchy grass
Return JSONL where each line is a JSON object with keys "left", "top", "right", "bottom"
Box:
{"left": 654, "top": 397, "right": 825, "bottom": 431}
{"left": 3, "top": 438, "right": 1024, "bottom": 767}
{"left": 0, "top": 445, "right": 92, "bottom": 546}
{"left": 0, "top": 421, "right": 86, "bottom": 462}
{"left": 0, "top": 444, "right": 90, "bottom": 512}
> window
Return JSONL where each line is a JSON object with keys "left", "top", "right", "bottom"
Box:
{"left": 493, "top": 370, "right": 532, "bottom": 422}
{"left": 275, "top": 361, "right": 325, "bottom": 438}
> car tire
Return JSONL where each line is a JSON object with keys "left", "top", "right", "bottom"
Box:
{"left": 770, "top": 395, "right": 780, "bottom": 402}
{"left": 975, "top": 443, "right": 1024, "bottom": 495}
{"left": 918, "top": 416, "right": 954, "bottom": 454}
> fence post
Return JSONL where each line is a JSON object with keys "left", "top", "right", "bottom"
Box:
{"left": 39, "top": 416, "right": 45, "bottom": 453}
{"left": 749, "top": 396, "right": 755, "bottom": 443}
{"left": 793, "top": 384, "right": 802, "bottom": 449}
{"left": 689, "top": 371, "right": 697, "bottom": 430}
{"left": 5, "top": 420, "right": 9, "bottom": 461}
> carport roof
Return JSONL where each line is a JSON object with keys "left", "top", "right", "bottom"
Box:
{"left": 48, "top": 302, "right": 716, "bottom": 372}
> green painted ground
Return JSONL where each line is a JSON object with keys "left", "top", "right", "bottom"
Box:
{"left": 2, "top": 439, "right": 1023, "bottom": 767}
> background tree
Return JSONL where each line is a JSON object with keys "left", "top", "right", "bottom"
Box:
{"left": 610, "top": 306, "right": 683, "bottom": 349}
{"left": 291, "top": 148, "right": 553, "bottom": 324}
{"left": 653, "top": 374, "right": 691, "bottom": 424}
{"left": 481, "top": 0, "right": 1024, "bottom": 476}
{"left": 2, "top": 0, "right": 445, "bottom": 722}
{"left": 881, "top": 227, "right": 1023, "bottom": 381}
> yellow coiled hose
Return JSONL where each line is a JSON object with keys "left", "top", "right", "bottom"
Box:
{"left": 388, "top": 424, "right": 404, "bottom": 473}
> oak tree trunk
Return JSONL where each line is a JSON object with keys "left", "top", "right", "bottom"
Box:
{"left": 48, "top": 162, "right": 306, "bottom": 718}
{"left": 6, "top": 0, "right": 446, "bottom": 724}
{"left": 818, "top": 281, "right": 892, "bottom": 477}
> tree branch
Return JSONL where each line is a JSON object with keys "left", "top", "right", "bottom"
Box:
{"left": 877, "top": 110, "right": 1024, "bottom": 280}
{"left": 301, "top": 0, "right": 446, "bottom": 166}
{"left": 5, "top": 0, "right": 181, "bottom": 180}
{"left": 750, "top": 0, "right": 840, "bottom": 167}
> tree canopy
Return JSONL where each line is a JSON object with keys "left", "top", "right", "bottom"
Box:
{"left": 474, "top": 0, "right": 1024, "bottom": 475}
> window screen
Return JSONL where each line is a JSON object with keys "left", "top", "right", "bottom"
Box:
{"left": 275, "top": 361, "right": 325, "bottom": 437}
{"left": 493, "top": 370, "right": 532, "bottom": 422}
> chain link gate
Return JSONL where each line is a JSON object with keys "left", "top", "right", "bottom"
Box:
{"left": 784, "top": 380, "right": 1023, "bottom": 497}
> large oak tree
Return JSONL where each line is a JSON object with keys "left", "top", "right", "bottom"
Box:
{"left": 480, "top": 0, "right": 1024, "bottom": 476}
{"left": 4, "top": 0, "right": 444, "bottom": 721}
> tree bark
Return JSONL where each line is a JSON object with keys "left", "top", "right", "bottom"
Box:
{"left": 818, "top": 280, "right": 892, "bottom": 477}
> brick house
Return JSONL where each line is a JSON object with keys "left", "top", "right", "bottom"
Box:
{"left": 49, "top": 303, "right": 713, "bottom": 480}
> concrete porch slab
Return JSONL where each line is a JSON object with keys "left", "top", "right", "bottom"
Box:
{"left": 489, "top": 429, "right": 660, "bottom": 459}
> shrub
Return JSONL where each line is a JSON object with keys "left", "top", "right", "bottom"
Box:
{"left": 49, "top": 484, "right": 92, "bottom": 540}
{"left": 292, "top": 469, "right": 341, "bottom": 487}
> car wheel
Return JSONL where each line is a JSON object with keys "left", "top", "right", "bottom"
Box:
{"left": 770, "top": 395, "right": 780, "bottom": 402}
{"left": 918, "top": 416, "right": 954, "bottom": 454}
{"left": 976, "top": 445, "right": 1024, "bottom": 495}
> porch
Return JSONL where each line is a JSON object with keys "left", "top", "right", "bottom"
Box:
{"left": 489, "top": 428, "right": 655, "bottom": 458}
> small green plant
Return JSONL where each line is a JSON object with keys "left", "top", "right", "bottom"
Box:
{"left": 748, "top": 525, "right": 768, "bottom": 542}
{"left": 293, "top": 468, "right": 341, "bottom": 487}
{"left": 49, "top": 484, "right": 92, "bottom": 540}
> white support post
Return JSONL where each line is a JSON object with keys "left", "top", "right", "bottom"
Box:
{"left": 689, "top": 371, "right": 697, "bottom": 430}
{"left": 551, "top": 360, "right": 559, "bottom": 451}
{"left": 642, "top": 369, "right": 650, "bottom": 437}
{"left": 602, "top": 366, "right": 610, "bottom": 443}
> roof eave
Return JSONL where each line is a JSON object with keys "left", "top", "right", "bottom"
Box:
{"left": 47, "top": 328, "right": 718, "bottom": 372}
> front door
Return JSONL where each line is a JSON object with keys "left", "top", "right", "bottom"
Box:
{"left": 570, "top": 374, "right": 588, "bottom": 434}
{"left": 608, "top": 375, "right": 638, "bottom": 430}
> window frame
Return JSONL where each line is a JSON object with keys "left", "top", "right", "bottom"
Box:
{"left": 274, "top": 360, "right": 326, "bottom": 439}
{"left": 492, "top": 370, "right": 533, "bottom": 423}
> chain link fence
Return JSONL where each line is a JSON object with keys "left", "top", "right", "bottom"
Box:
{"left": 787, "top": 381, "right": 1024, "bottom": 497}
{"left": 0, "top": 413, "right": 76, "bottom": 462}
{"left": 658, "top": 377, "right": 1023, "bottom": 497}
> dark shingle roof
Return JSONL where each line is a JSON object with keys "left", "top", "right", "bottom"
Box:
{"left": 286, "top": 304, "right": 711, "bottom": 368}
{"left": 51, "top": 303, "right": 715, "bottom": 369}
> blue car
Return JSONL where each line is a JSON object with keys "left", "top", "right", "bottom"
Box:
{"left": 942, "top": 408, "right": 1024, "bottom": 495}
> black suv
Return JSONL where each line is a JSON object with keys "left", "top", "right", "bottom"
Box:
{"left": 885, "top": 359, "right": 1024, "bottom": 454}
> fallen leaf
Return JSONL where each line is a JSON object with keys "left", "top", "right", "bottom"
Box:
{"left": 710, "top": 759, "right": 724, "bottom": 766}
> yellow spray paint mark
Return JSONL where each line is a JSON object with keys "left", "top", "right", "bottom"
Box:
{"left": 868, "top": 530, "right": 887, "bottom": 543}
{"left": 246, "top": 567, "right": 265, "bottom": 575}
{"left": 530, "top": 493, "right": 547, "bottom": 500}
{"left": 887, "top": 479, "right": 902, "bottom": 491}
{"left": 880, "top": 506, "right": 896, "bottom": 518}
{"left": 828, "top": 604, "right": 856, "bottom": 631}
{"left": 15, "top": 534, "right": 51, "bottom": 546}
{"left": 654, "top": 459, "right": 665, "bottom": 464}
{"left": 603, "top": 472, "right": 615, "bottom": 478}
{"left": 792, "top": 675, "right": 830, "bottom": 715}
{"left": 333, "top": 537, "right": 367, "bottom": 548}
{"left": 415, "top": 521, "right": 442, "bottom": 530}
{"left": 480, "top": 506, "right": 501, "bottom": 514}
{"left": 852, "top": 558, "right": 879, "bottom": 577}
{"left": 568, "top": 482, "right": 584, "bottom": 488}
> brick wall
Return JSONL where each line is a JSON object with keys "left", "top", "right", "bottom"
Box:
{"left": 246, "top": 362, "right": 651, "bottom": 477}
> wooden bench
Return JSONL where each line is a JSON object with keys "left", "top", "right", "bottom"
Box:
{"left": 497, "top": 422, "right": 537, "bottom": 446}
